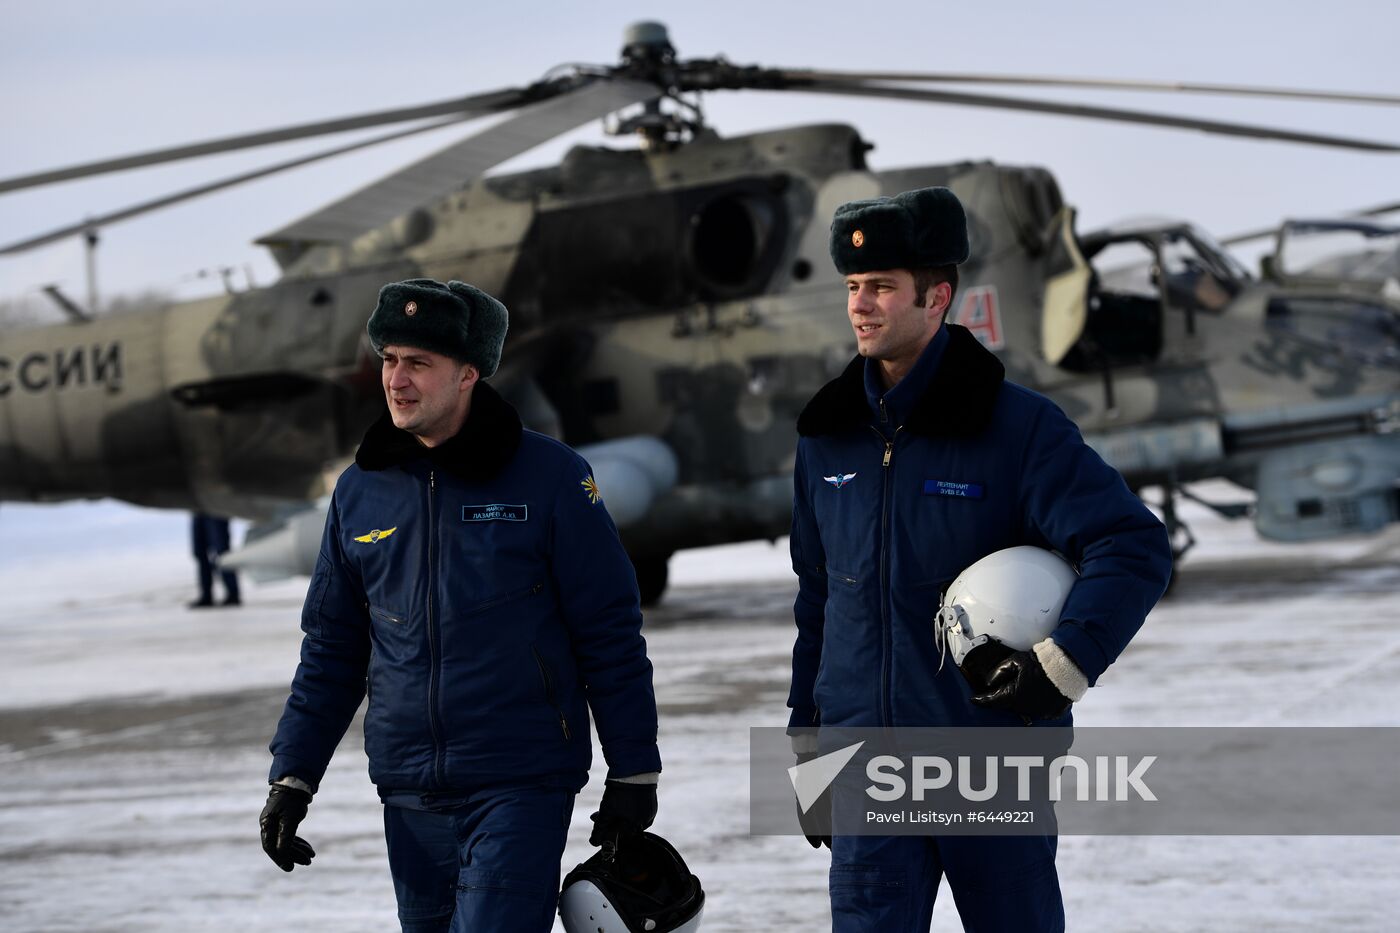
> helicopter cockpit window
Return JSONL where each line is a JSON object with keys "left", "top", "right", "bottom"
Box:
{"left": 1183, "top": 226, "right": 1252, "bottom": 282}
{"left": 1158, "top": 230, "right": 1242, "bottom": 313}
{"left": 1058, "top": 238, "right": 1164, "bottom": 372}
{"left": 1092, "top": 240, "right": 1158, "bottom": 297}
{"left": 1276, "top": 223, "right": 1400, "bottom": 285}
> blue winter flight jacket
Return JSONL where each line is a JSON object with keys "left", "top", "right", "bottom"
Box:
{"left": 788, "top": 324, "right": 1173, "bottom": 730}
{"left": 269, "top": 382, "right": 661, "bottom": 795}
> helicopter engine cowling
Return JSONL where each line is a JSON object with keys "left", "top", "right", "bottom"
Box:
{"left": 219, "top": 498, "right": 329, "bottom": 580}
{"left": 574, "top": 436, "right": 680, "bottom": 528}
{"left": 500, "top": 169, "right": 798, "bottom": 324}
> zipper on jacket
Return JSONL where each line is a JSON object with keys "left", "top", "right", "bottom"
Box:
{"left": 531, "top": 645, "right": 573, "bottom": 741}
{"left": 871, "top": 425, "right": 902, "bottom": 727}
{"left": 426, "top": 469, "right": 445, "bottom": 787}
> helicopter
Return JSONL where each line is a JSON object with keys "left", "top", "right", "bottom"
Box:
{"left": 0, "top": 22, "right": 1397, "bottom": 603}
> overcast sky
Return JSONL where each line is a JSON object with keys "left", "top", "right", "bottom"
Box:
{"left": 1, "top": 0, "right": 1397, "bottom": 314}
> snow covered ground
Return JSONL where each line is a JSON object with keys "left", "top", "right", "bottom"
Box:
{"left": 2, "top": 488, "right": 1399, "bottom": 931}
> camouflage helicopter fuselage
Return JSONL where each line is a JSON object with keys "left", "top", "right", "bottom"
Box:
{"left": 2, "top": 122, "right": 1395, "bottom": 574}
{"left": 0, "top": 125, "right": 1057, "bottom": 525}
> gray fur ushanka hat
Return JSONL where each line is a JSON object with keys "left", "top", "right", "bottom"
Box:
{"left": 828, "top": 186, "right": 970, "bottom": 275}
{"left": 367, "top": 278, "right": 509, "bottom": 378}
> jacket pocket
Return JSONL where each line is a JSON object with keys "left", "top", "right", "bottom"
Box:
{"left": 531, "top": 645, "right": 572, "bottom": 741}
{"left": 825, "top": 566, "right": 860, "bottom": 588}
{"left": 368, "top": 604, "right": 407, "bottom": 625}
{"left": 465, "top": 581, "right": 545, "bottom": 617}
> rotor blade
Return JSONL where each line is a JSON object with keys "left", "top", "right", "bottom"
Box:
{"left": 0, "top": 86, "right": 537, "bottom": 195}
{"left": 783, "top": 69, "right": 1400, "bottom": 107}
{"left": 0, "top": 117, "right": 470, "bottom": 256}
{"left": 789, "top": 80, "right": 1400, "bottom": 153}
{"left": 259, "top": 78, "right": 657, "bottom": 246}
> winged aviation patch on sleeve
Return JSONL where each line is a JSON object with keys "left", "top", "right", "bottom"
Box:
{"left": 823, "top": 472, "right": 857, "bottom": 489}
{"left": 353, "top": 527, "right": 397, "bottom": 544}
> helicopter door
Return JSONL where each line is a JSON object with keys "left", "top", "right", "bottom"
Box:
{"left": 1041, "top": 207, "right": 1091, "bottom": 365}
{"left": 1061, "top": 235, "right": 1166, "bottom": 374}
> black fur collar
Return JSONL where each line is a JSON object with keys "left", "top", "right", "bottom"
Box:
{"left": 355, "top": 380, "right": 523, "bottom": 483}
{"left": 796, "top": 324, "right": 1005, "bottom": 438}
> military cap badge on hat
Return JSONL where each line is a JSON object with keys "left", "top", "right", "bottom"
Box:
{"left": 828, "top": 186, "right": 970, "bottom": 275}
{"left": 367, "top": 278, "right": 509, "bottom": 377}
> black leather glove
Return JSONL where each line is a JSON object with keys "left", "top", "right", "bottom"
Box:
{"left": 798, "top": 802, "right": 832, "bottom": 850}
{"left": 259, "top": 784, "right": 315, "bottom": 872}
{"left": 794, "top": 751, "right": 832, "bottom": 850}
{"left": 970, "top": 649, "right": 1071, "bottom": 721}
{"left": 589, "top": 780, "right": 657, "bottom": 847}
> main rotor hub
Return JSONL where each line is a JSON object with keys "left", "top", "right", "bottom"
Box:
{"left": 612, "top": 22, "right": 699, "bottom": 150}
{"left": 621, "top": 21, "right": 676, "bottom": 67}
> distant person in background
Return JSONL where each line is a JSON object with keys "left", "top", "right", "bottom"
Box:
{"left": 190, "top": 513, "right": 240, "bottom": 608}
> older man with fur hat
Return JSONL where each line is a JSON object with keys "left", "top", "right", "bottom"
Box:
{"left": 786, "top": 190, "right": 1172, "bottom": 931}
{"left": 261, "top": 279, "right": 662, "bottom": 932}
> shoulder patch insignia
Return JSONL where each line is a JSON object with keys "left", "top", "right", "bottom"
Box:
{"left": 823, "top": 472, "right": 858, "bottom": 489}
{"left": 581, "top": 474, "right": 602, "bottom": 505}
{"left": 354, "top": 527, "right": 397, "bottom": 544}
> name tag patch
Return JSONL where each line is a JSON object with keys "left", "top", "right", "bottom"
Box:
{"left": 924, "top": 480, "right": 984, "bottom": 500}
{"left": 462, "top": 504, "right": 528, "bottom": 522}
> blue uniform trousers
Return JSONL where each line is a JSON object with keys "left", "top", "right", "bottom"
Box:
{"left": 382, "top": 785, "right": 574, "bottom": 933}
{"left": 830, "top": 834, "right": 1063, "bottom": 932}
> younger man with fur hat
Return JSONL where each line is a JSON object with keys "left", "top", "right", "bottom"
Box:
{"left": 261, "top": 279, "right": 661, "bottom": 932}
{"left": 787, "top": 190, "right": 1172, "bottom": 931}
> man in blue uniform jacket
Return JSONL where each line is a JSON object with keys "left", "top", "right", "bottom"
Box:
{"left": 787, "top": 188, "right": 1173, "bottom": 931}
{"left": 260, "top": 279, "right": 662, "bottom": 933}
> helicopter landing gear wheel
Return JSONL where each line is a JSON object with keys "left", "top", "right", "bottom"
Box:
{"left": 1157, "top": 481, "right": 1197, "bottom": 597}
{"left": 1161, "top": 486, "right": 1197, "bottom": 566}
{"left": 1158, "top": 481, "right": 1252, "bottom": 596}
{"left": 631, "top": 554, "right": 671, "bottom": 607}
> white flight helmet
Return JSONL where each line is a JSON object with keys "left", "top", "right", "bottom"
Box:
{"left": 937, "top": 546, "right": 1078, "bottom": 672}
{"left": 559, "top": 832, "right": 704, "bottom": 933}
